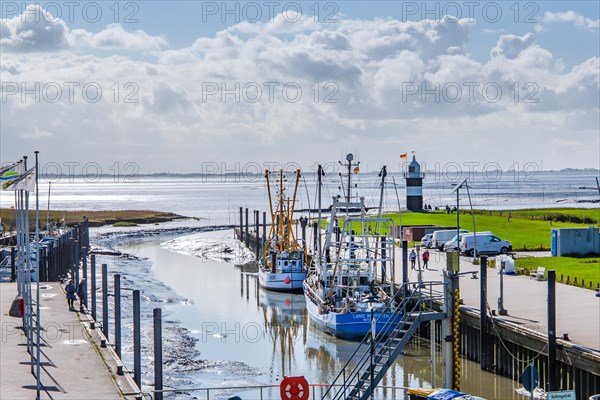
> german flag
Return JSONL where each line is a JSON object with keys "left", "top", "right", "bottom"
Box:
{"left": 400, "top": 153, "right": 407, "bottom": 159}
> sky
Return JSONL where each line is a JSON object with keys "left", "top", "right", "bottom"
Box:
{"left": 1, "top": 1, "right": 599, "bottom": 174}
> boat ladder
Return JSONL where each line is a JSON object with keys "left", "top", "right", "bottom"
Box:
{"left": 322, "top": 281, "right": 447, "bottom": 400}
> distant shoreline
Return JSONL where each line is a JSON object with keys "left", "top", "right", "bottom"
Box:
{"left": 0, "top": 209, "right": 187, "bottom": 229}
{"left": 34, "top": 168, "right": 600, "bottom": 179}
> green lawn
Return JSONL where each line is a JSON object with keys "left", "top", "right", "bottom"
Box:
{"left": 382, "top": 210, "right": 598, "bottom": 251}
{"left": 514, "top": 256, "right": 600, "bottom": 290}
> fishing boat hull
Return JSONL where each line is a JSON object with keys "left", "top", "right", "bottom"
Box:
{"left": 304, "top": 293, "right": 403, "bottom": 341}
{"left": 258, "top": 269, "right": 306, "bottom": 292}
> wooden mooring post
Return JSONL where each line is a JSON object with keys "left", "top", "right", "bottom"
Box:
{"left": 133, "top": 290, "right": 142, "bottom": 388}
{"left": 153, "top": 308, "right": 163, "bottom": 400}
{"left": 244, "top": 208, "right": 249, "bottom": 247}
{"left": 101, "top": 263, "right": 109, "bottom": 339}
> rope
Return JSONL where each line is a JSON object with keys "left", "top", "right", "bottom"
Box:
{"left": 485, "top": 301, "right": 548, "bottom": 364}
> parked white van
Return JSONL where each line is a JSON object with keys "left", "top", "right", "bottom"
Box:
{"left": 460, "top": 233, "right": 512, "bottom": 256}
{"left": 443, "top": 232, "right": 491, "bottom": 252}
{"left": 432, "top": 229, "right": 469, "bottom": 250}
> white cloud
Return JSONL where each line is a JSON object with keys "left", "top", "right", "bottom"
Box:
{"left": 490, "top": 32, "right": 537, "bottom": 60}
{"left": 1, "top": 10, "right": 598, "bottom": 171}
{"left": 541, "top": 10, "right": 599, "bottom": 31}
{"left": 69, "top": 24, "right": 168, "bottom": 52}
{"left": 0, "top": 5, "right": 69, "bottom": 51}
{"left": 1, "top": 5, "right": 168, "bottom": 53}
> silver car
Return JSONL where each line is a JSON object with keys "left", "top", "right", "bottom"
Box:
{"left": 420, "top": 234, "right": 433, "bottom": 248}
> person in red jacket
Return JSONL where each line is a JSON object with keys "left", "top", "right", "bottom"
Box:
{"left": 422, "top": 249, "right": 430, "bottom": 269}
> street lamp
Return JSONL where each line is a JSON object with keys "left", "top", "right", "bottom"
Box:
{"left": 451, "top": 177, "right": 477, "bottom": 269}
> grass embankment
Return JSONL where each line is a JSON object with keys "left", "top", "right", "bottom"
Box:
{"left": 0, "top": 209, "right": 185, "bottom": 228}
{"left": 354, "top": 208, "right": 599, "bottom": 290}
{"left": 514, "top": 256, "right": 600, "bottom": 290}
{"left": 379, "top": 208, "right": 599, "bottom": 251}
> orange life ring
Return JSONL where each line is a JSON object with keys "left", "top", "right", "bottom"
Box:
{"left": 280, "top": 376, "right": 309, "bottom": 400}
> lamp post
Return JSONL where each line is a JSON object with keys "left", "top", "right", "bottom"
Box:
{"left": 451, "top": 177, "right": 477, "bottom": 269}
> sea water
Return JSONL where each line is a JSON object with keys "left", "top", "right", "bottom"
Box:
{"left": 93, "top": 226, "right": 527, "bottom": 399}
{"left": 1, "top": 170, "right": 597, "bottom": 226}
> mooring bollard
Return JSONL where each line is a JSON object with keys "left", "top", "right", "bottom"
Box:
{"left": 547, "top": 270, "right": 557, "bottom": 391}
{"left": 262, "top": 211, "right": 267, "bottom": 246}
{"left": 91, "top": 255, "right": 97, "bottom": 321}
{"left": 239, "top": 206, "right": 243, "bottom": 241}
{"left": 153, "top": 308, "right": 163, "bottom": 400}
{"left": 102, "top": 263, "right": 109, "bottom": 338}
{"left": 82, "top": 247, "right": 88, "bottom": 308}
{"left": 254, "top": 210, "right": 259, "bottom": 257}
{"left": 114, "top": 274, "right": 121, "bottom": 358}
{"left": 133, "top": 290, "right": 141, "bottom": 388}
{"left": 480, "top": 256, "right": 489, "bottom": 371}
{"left": 74, "top": 240, "right": 80, "bottom": 285}
{"left": 244, "top": 208, "right": 249, "bottom": 247}
{"left": 402, "top": 240, "right": 408, "bottom": 296}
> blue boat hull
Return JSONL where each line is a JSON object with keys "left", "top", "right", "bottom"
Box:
{"left": 304, "top": 293, "right": 403, "bottom": 341}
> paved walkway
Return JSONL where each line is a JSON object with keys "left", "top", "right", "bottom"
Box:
{"left": 393, "top": 247, "right": 600, "bottom": 351}
{"left": 0, "top": 282, "right": 136, "bottom": 399}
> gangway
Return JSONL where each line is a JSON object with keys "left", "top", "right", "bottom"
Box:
{"left": 322, "top": 280, "right": 447, "bottom": 400}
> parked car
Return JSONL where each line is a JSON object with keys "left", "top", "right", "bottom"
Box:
{"left": 421, "top": 234, "right": 434, "bottom": 248}
{"left": 460, "top": 233, "right": 512, "bottom": 256}
{"left": 432, "top": 229, "right": 469, "bottom": 250}
{"left": 444, "top": 232, "right": 492, "bottom": 252}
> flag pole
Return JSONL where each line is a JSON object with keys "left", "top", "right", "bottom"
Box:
{"left": 34, "top": 150, "right": 41, "bottom": 399}
{"left": 23, "top": 156, "right": 34, "bottom": 364}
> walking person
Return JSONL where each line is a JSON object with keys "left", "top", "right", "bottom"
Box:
{"left": 77, "top": 278, "right": 86, "bottom": 313}
{"left": 409, "top": 249, "right": 417, "bottom": 270}
{"left": 422, "top": 249, "right": 430, "bottom": 270}
{"left": 65, "top": 279, "right": 76, "bottom": 311}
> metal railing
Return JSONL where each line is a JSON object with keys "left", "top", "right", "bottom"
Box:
{"left": 151, "top": 383, "right": 416, "bottom": 400}
{"left": 322, "top": 280, "right": 447, "bottom": 400}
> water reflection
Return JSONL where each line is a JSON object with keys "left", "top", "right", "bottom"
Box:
{"left": 258, "top": 289, "right": 308, "bottom": 378}
{"left": 144, "top": 237, "right": 523, "bottom": 399}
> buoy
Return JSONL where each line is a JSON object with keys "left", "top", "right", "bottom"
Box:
{"left": 284, "top": 277, "right": 291, "bottom": 284}
{"left": 280, "top": 376, "right": 309, "bottom": 400}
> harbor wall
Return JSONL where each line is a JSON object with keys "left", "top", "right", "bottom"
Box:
{"left": 417, "top": 304, "right": 600, "bottom": 399}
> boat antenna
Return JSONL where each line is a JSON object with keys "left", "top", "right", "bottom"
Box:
{"left": 339, "top": 153, "right": 359, "bottom": 203}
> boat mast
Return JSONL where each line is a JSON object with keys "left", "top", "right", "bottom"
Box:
{"left": 279, "top": 170, "right": 284, "bottom": 252}
{"left": 376, "top": 166, "right": 387, "bottom": 287}
{"left": 347, "top": 155, "right": 352, "bottom": 202}
{"left": 317, "top": 165, "right": 323, "bottom": 263}
{"left": 376, "top": 165, "right": 387, "bottom": 233}
{"left": 265, "top": 170, "right": 275, "bottom": 237}
{"left": 287, "top": 169, "right": 301, "bottom": 252}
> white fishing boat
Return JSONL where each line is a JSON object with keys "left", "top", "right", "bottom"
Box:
{"left": 258, "top": 169, "right": 308, "bottom": 292}
{"left": 303, "top": 161, "right": 400, "bottom": 340}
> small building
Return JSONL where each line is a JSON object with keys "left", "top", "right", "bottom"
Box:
{"left": 395, "top": 225, "right": 459, "bottom": 241}
{"left": 551, "top": 227, "right": 600, "bottom": 256}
